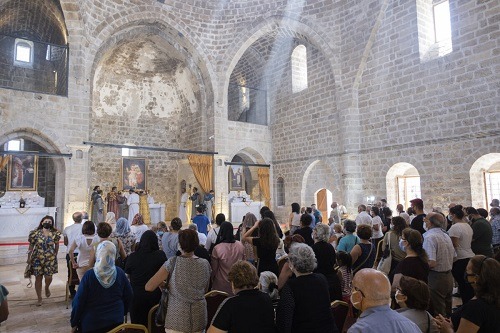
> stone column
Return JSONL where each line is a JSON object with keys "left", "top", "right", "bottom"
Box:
{"left": 64, "top": 144, "right": 91, "bottom": 228}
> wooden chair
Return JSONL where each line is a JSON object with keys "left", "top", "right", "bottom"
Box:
{"left": 106, "top": 323, "right": 148, "bottom": 333}
{"left": 373, "top": 238, "right": 385, "bottom": 268}
{"left": 205, "top": 290, "right": 229, "bottom": 329}
{"left": 147, "top": 304, "right": 164, "bottom": 333}
{"left": 330, "top": 300, "right": 349, "bottom": 331}
{"left": 65, "top": 263, "right": 80, "bottom": 309}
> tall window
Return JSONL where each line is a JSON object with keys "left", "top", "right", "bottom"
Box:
{"left": 291, "top": 45, "right": 308, "bottom": 93}
{"left": 14, "top": 39, "right": 34, "bottom": 67}
{"left": 485, "top": 171, "right": 500, "bottom": 206}
{"left": 397, "top": 176, "right": 422, "bottom": 209}
{"left": 416, "top": 0, "right": 452, "bottom": 61}
{"left": 277, "top": 177, "right": 285, "bottom": 206}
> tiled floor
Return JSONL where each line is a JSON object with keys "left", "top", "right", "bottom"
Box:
{"left": 0, "top": 259, "right": 71, "bottom": 333}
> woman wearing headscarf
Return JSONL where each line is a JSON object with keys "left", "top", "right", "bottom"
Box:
{"left": 125, "top": 230, "right": 166, "bottom": 326}
{"left": 105, "top": 212, "right": 117, "bottom": 231}
{"left": 71, "top": 241, "right": 133, "bottom": 333}
{"left": 130, "top": 213, "right": 149, "bottom": 244}
{"left": 211, "top": 221, "right": 245, "bottom": 294}
{"left": 113, "top": 217, "right": 135, "bottom": 256}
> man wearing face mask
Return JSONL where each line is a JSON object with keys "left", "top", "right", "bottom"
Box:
{"left": 422, "top": 213, "right": 455, "bottom": 317}
{"left": 347, "top": 268, "right": 421, "bottom": 333}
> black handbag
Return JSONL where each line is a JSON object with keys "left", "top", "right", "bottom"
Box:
{"left": 155, "top": 256, "right": 177, "bottom": 327}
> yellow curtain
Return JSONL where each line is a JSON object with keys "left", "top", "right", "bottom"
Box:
{"left": 258, "top": 168, "right": 271, "bottom": 207}
{"left": 0, "top": 155, "right": 10, "bottom": 170}
{"left": 187, "top": 154, "right": 213, "bottom": 193}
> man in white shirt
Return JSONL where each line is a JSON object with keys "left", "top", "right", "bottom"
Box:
{"left": 63, "top": 212, "right": 83, "bottom": 298}
{"left": 355, "top": 204, "right": 372, "bottom": 227}
{"left": 127, "top": 189, "right": 140, "bottom": 225}
{"left": 396, "top": 204, "right": 410, "bottom": 225}
{"left": 328, "top": 202, "right": 341, "bottom": 225}
{"left": 188, "top": 223, "right": 207, "bottom": 246}
{"left": 206, "top": 213, "right": 224, "bottom": 253}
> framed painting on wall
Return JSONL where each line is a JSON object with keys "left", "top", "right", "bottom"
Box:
{"left": 228, "top": 165, "right": 245, "bottom": 191}
{"left": 121, "top": 157, "right": 147, "bottom": 191}
{"left": 7, "top": 154, "right": 38, "bottom": 191}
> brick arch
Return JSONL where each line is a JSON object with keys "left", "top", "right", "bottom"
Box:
{"left": 222, "top": 15, "right": 342, "bottom": 98}
{"left": 0, "top": 128, "right": 67, "bottom": 226}
{"left": 300, "top": 159, "right": 338, "bottom": 207}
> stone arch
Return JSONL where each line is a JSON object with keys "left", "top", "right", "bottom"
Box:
{"left": 0, "top": 128, "right": 67, "bottom": 227}
{"left": 470, "top": 153, "right": 500, "bottom": 208}
{"left": 229, "top": 147, "right": 267, "bottom": 200}
{"left": 386, "top": 162, "right": 421, "bottom": 210}
{"left": 300, "top": 159, "right": 337, "bottom": 207}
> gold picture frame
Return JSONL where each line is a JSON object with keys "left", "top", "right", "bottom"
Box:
{"left": 7, "top": 154, "right": 38, "bottom": 191}
{"left": 121, "top": 157, "right": 147, "bottom": 191}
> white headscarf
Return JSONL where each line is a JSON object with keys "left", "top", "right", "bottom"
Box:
{"left": 93, "top": 240, "right": 117, "bottom": 288}
{"left": 105, "top": 212, "right": 117, "bottom": 230}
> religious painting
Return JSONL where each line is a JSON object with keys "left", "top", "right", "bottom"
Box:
{"left": 7, "top": 154, "right": 38, "bottom": 191}
{"left": 121, "top": 158, "right": 147, "bottom": 191}
{"left": 228, "top": 165, "right": 245, "bottom": 191}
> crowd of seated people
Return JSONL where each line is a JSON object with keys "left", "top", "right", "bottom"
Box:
{"left": 17, "top": 198, "right": 500, "bottom": 333}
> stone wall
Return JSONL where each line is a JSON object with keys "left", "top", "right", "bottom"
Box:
{"left": 0, "top": 0, "right": 498, "bottom": 227}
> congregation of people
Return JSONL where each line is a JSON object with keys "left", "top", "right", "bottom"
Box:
{"left": 5, "top": 191, "right": 500, "bottom": 333}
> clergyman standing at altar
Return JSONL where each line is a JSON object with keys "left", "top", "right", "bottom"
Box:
{"left": 179, "top": 188, "right": 188, "bottom": 224}
{"left": 106, "top": 186, "right": 122, "bottom": 218}
{"left": 127, "top": 189, "right": 140, "bottom": 225}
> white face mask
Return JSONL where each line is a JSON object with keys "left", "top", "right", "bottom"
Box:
{"left": 350, "top": 291, "right": 362, "bottom": 310}
{"left": 423, "top": 223, "right": 428, "bottom": 232}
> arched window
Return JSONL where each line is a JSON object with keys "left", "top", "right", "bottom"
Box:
{"left": 386, "top": 163, "right": 421, "bottom": 210}
{"left": 277, "top": 177, "right": 285, "bottom": 206}
{"left": 291, "top": 45, "right": 308, "bottom": 93}
{"left": 470, "top": 154, "right": 500, "bottom": 208}
{"left": 14, "top": 39, "right": 34, "bottom": 67}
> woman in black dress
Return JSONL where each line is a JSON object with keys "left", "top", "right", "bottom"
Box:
{"left": 125, "top": 230, "right": 166, "bottom": 326}
{"left": 242, "top": 217, "right": 280, "bottom": 275}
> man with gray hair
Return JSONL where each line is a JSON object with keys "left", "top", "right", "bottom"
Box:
{"left": 348, "top": 268, "right": 421, "bottom": 333}
{"left": 188, "top": 223, "right": 207, "bottom": 246}
{"left": 422, "top": 212, "right": 455, "bottom": 316}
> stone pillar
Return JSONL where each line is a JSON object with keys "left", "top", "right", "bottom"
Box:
{"left": 64, "top": 144, "right": 91, "bottom": 228}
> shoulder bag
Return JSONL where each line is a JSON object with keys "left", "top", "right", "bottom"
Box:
{"left": 155, "top": 256, "right": 177, "bottom": 327}
{"left": 353, "top": 243, "right": 374, "bottom": 274}
{"left": 376, "top": 232, "right": 392, "bottom": 275}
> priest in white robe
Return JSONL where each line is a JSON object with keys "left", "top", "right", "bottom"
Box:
{"left": 179, "top": 188, "right": 188, "bottom": 224}
{"left": 127, "top": 189, "right": 140, "bottom": 225}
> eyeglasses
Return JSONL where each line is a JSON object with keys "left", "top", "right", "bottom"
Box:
{"left": 352, "top": 285, "right": 365, "bottom": 297}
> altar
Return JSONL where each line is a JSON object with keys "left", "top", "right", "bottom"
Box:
{"left": 0, "top": 191, "right": 57, "bottom": 238}
{"left": 230, "top": 201, "right": 263, "bottom": 223}
{"left": 0, "top": 207, "right": 58, "bottom": 238}
{"left": 149, "top": 203, "right": 166, "bottom": 224}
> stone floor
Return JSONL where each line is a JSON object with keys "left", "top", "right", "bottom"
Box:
{"left": 0, "top": 259, "right": 71, "bottom": 333}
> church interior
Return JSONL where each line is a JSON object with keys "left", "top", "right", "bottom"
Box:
{"left": 0, "top": 0, "right": 498, "bottom": 331}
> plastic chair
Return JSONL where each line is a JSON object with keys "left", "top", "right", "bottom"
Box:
{"left": 205, "top": 290, "right": 229, "bottom": 329}
{"left": 65, "top": 263, "right": 80, "bottom": 309}
{"left": 330, "top": 300, "right": 349, "bottom": 331}
{"left": 106, "top": 323, "right": 147, "bottom": 333}
{"left": 147, "top": 304, "right": 164, "bottom": 333}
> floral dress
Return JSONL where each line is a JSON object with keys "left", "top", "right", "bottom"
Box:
{"left": 28, "top": 229, "right": 62, "bottom": 276}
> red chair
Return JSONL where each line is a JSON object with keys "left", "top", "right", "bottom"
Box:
{"left": 205, "top": 290, "right": 229, "bottom": 329}
{"left": 331, "top": 300, "right": 349, "bottom": 331}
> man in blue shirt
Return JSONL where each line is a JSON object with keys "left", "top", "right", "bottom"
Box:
{"left": 192, "top": 205, "right": 210, "bottom": 235}
{"left": 348, "top": 268, "right": 421, "bottom": 333}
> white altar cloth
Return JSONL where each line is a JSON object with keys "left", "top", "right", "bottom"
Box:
{"left": 230, "top": 201, "right": 263, "bottom": 223}
{"left": 149, "top": 204, "right": 165, "bottom": 224}
{"left": 0, "top": 207, "right": 57, "bottom": 238}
